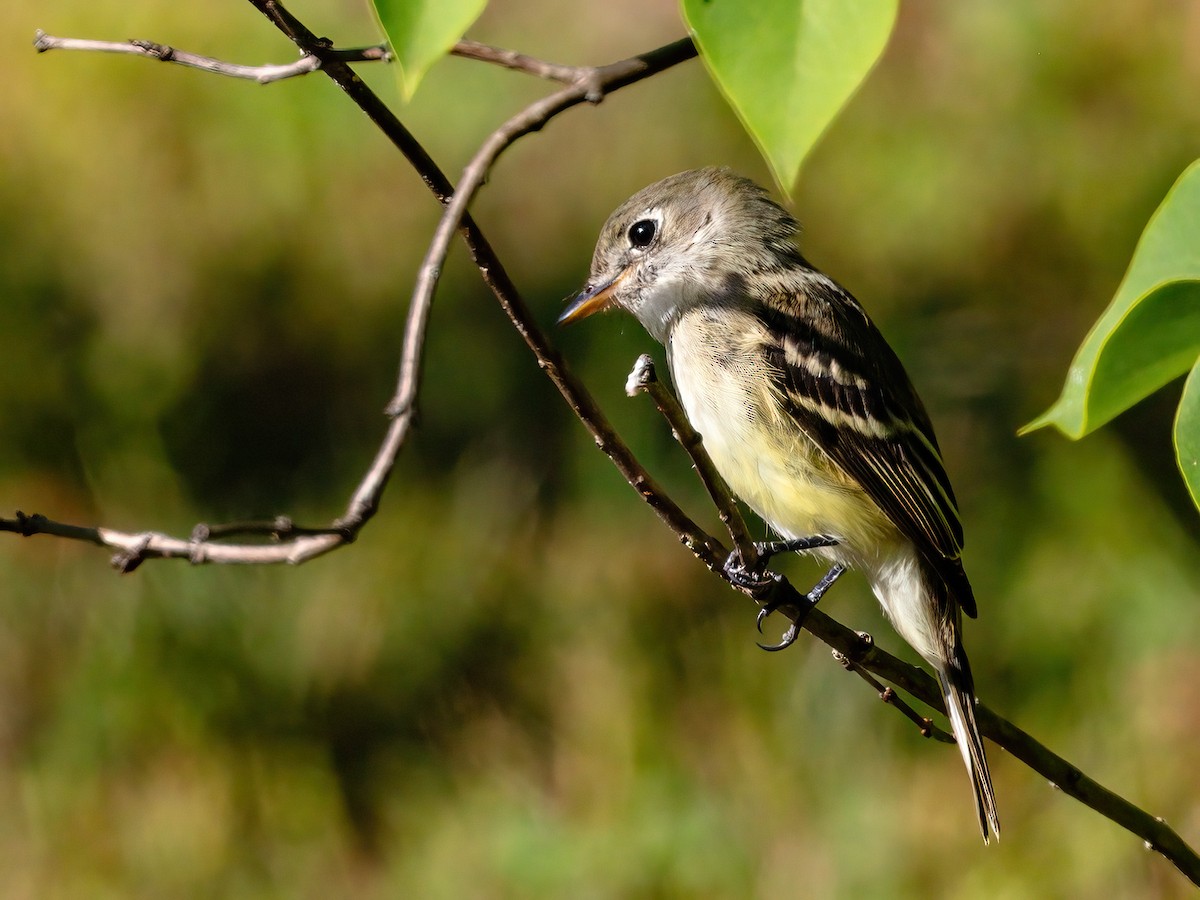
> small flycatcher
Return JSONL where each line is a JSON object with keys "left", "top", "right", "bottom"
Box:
{"left": 560, "top": 167, "right": 999, "bottom": 841}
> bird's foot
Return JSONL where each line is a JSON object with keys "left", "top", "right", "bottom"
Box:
{"left": 755, "top": 563, "right": 847, "bottom": 652}
{"left": 724, "top": 550, "right": 777, "bottom": 595}
{"left": 723, "top": 534, "right": 838, "bottom": 594}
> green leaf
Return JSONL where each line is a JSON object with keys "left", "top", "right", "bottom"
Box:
{"left": 1176, "top": 361, "right": 1200, "bottom": 511}
{"left": 371, "top": 0, "right": 487, "bottom": 99}
{"left": 680, "top": 0, "right": 898, "bottom": 195}
{"left": 1024, "top": 159, "right": 1200, "bottom": 438}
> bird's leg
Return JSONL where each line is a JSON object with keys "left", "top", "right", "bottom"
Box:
{"left": 757, "top": 563, "right": 846, "bottom": 652}
{"left": 723, "top": 534, "right": 838, "bottom": 592}
{"left": 757, "top": 534, "right": 839, "bottom": 562}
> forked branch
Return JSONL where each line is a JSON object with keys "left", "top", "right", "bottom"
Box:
{"left": 15, "top": 14, "right": 699, "bottom": 571}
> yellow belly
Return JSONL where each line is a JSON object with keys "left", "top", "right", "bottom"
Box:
{"left": 667, "top": 308, "right": 902, "bottom": 565}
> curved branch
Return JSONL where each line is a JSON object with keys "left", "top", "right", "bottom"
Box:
{"left": 248, "top": 0, "right": 706, "bottom": 564}
{"left": 18, "top": 9, "right": 699, "bottom": 572}
{"left": 450, "top": 39, "right": 594, "bottom": 89}
{"left": 0, "top": 512, "right": 342, "bottom": 570}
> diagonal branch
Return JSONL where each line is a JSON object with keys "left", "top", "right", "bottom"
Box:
{"left": 377, "top": 34, "right": 1200, "bottom": 874}
{"left": 618, "top": 357, "right": 1197, "bottom": 877}
{"left": 833, "top": 639, "right": 955, "bottom": 743}
{"left": 794, "top": 594, "right": 1200, "bottom": 882}
{"left": 298, "top": 8, "right": 1199, "bottom": 875}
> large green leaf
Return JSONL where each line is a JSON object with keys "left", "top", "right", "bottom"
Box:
{"left": 1024, "top": 159, "right": 1200, "bottom": 437}
{"left": 371, "top": 0, "right": 487, "bottom": 99}
{"left": 1176, "top": 361, "right": 1200, "bottom": 510}
{"left": 680, "top": 0, "right": 898, "bottom": 195}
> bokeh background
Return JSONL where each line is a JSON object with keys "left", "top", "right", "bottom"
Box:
{"left": 3, "top": 0, "right": 1200, "bottom": 896}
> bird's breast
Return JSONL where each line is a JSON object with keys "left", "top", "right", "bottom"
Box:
{"left": 666, "top": 308, "right": 899, "bottom": 560}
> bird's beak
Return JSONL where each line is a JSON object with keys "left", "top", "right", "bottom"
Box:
{"left": 558, "top": 267, "right": 628, "bottom": 325}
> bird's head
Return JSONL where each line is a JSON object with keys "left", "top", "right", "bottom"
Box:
{"left": 558, "top": 167, "right": 800, "bottom": 343}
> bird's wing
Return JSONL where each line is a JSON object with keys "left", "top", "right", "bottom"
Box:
{"left": 756, "top": 280, "right": 976, "bottom": 616}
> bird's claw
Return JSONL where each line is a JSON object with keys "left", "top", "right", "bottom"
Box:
{"left": 754, "top": 590, "right": 803, "bottom": 651}
{"left": 724, "top": 535, "right": 838, "bottom": 595}
{"left": 724, "top": 538, "right": 845, "bottom": 653}
{"left": 757, "top": 616, "right": 801, "bottom": 652}
{"left": 754, "top": 563, "right": 848, "bottom": 653}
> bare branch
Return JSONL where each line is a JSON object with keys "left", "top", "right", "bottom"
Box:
{"left": 351, "top": 24, "right": 708, "bottom": 563}
{"left": 32, "top": 29, "right": 388, "bottom": 83}
{"left": 32, "top": 23, "right": 629, "bottom": 103}
{"left": 450, "top": 39, "right": 597, "bottom": 92}
{"left": 832, "top": 639, "right": 954, "bottom": 743}
{"left": 17, "top": 12, "right": 702, "bottom": 570}
{"left": 1, "top": 511, "right": 342, "bottom": 570}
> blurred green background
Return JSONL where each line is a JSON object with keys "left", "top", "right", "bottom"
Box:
{"left": 3, "top": 0, "right": 1200, "bottom": 896}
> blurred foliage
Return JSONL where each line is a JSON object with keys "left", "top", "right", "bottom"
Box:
{"left": 3, "top": 0, "right": 1200, "bottom": 896}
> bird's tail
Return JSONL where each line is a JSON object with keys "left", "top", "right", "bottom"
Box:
{"left": 874, "top": 554, "right": 999, "bottom": 841}
{"left": 937, "top": 651, "right": 1000, "bottom": 843}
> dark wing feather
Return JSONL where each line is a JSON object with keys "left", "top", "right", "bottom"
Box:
{"left": 756, "top": 276, "right": 977, "bottom": 617}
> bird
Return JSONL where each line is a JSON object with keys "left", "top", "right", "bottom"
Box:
{"left": 559, "top": 166, "right": 999, "bottom": 842}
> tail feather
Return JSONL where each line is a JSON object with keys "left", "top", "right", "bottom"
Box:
{"left": 938, "top": 664, "right": 1000, "bottom": 842}
{"left": 872, "top": 552, "right": 1000, "bottom": 841}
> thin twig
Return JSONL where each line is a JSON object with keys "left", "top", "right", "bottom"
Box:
{"left": 32, "top": 29, "right": 389, "bottom": 83}
{"left": 0, "top": 511, "right": 341, "bottom": 570}
{"left": 451, "top": 39, "right": 597, "bottom": 93}
{"left": 624, "top": 354, "right": 759, "bottom": 568}
{"left": 33, "top": 29, "right": 599, "bottom": 90}
{"left": 832, "top": 641, "right": 955, "bottom": 743}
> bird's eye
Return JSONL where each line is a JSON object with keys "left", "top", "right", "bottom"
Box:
{"left": 628, "top": 219, "right": 657, "bottom": 249}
